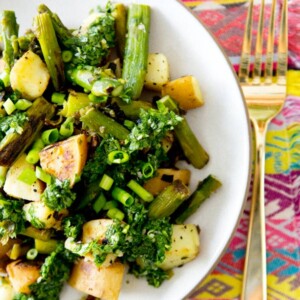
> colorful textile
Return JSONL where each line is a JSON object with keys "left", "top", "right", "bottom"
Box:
{"left": 180, "top": 0, "right": 300, "bottom": 299}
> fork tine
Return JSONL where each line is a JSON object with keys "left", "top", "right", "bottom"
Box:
{"left": 265, "top": 0, "right": 276, "bottom": 84}
{"left": 238, "top": 0, "right": 254, "bottom": 83}
{"left": 253, "top": 0, "right": 265, "bottom": 84}
{"left": 277, "top": 0, "right": 288, "bottom": 85}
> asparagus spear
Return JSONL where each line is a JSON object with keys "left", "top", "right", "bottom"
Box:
{"left": 148, "top": 180, "right": 190, "bottom": 219}
{"left": 80, "top": 107, "right": 130, "bottom": 140}
{"left": 122, "top": 4, "right": 151, "bottom": 100}
{"left": 0, "top": 11, "right": 19, "bottom": 87}
{"left": 20, "top": 226, "right": 52, "bottom": 241}
{"left": 0, "top": 97, "right": 54, "bottom": 166}
{"left": 37, "top": 4, "right": 73, "bottom": 42}
{"left": 67, "top": 66, "right": 126, "bottom": 99}
{"left": 113, "top": 98, "right": 153, "bottom": 119}
{"left": 158, "top": 96, "right": 209, "bottom": 169}
{"left": 112, "top": 3, "right": 127, "bottom": 58}
{"left": 76, "top": 180, "right": 101, "bottom": 210}
{"left": 34, "top": 12, "right": 65, "bottom": 91}
{"left": 174, "top": 175, "right": 222, "bottom": 224}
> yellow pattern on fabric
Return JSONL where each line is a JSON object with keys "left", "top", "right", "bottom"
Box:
{"left": 183, "top": 0, "right": 247, "bottom": 7}
{"left": 268, "top": 275, "right": 300, "bottom": 299}
{"left": 287, "top": 70, "right": 300, "bottom": 97}
{"left": 265, "top": 124, "right": 300, "bottom": 174}
{"left": 189, "top": 274, "right": 242, "bottom": 299}
{"left": 265, "top": 71, "right": 300, "bottom": 174}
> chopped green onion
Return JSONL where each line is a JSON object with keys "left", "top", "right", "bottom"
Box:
{"left": 99, "top": 174, "right": 114, "bottom": 191}
{"left": 124, "top": 119, "right": 135, "bottom": 129}
{"left": 26, "top": 149, "right": 40, "bottom": 164}
{"left": 59, "top": 117, "right": 74, "bottom": 137}
{"left": 0, "top": 166, "right": 8, "bottom": 187}
{"left": 127, "top": 179, "right": 154, "bottom": 202}
{"left": 26, "top": 248, "right": 38, "bottom": 260}
{"left": 92, "top": 192, "right": 107, "bottom": 213}
{"left": 3, "top": 98, "right": 16, "bottom": 115}
{"left": 74, "top": 173, "right": 81, "bottom": 183}
{"left": 35, "top": 166, "right": 52, "bottom": 185}
{"left": 103, "top": 200, "right": 118, "bottom": 210}
{"left": 62, "top": 50, "right": 73, "bottom": 63}
{"left": 88, "top": 93, "right": 108, "bottom": 103}
{"left": 108, "top": 150, "right": 129, "bottom": 164}
{"left": 15, "top": 99, "right": 33, "bottom": 110}
{"left": 42, "top": 128, "right": 59, "bottom": 145}
{"left": 107, "top": 207, "right": 124, "bottom": 221}
{"left": 17, "top": 168, "right": 37, "bottom": 185}
{"left": 142, "top": 162, "right": 154, "bottom": 178}
{"left": 51, "top": 92, "right": 66, "bottom": 105}
{"left": 32, "top": 138, "right": 45, "bottom": 150}
{"left": 112, "top": 187, "right": 134, "bottom": 206}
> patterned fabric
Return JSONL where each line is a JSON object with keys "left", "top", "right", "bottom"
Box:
{"left": 180, "top": 0, "right": 300, "bottom": 299}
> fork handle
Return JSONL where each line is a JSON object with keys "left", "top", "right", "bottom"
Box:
{"left": 241, "top": 119, "right": 268, "bottom": 300}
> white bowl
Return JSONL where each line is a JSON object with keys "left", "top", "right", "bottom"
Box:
{"left": 0, "top": 1, "right": 252, "bottom": 299}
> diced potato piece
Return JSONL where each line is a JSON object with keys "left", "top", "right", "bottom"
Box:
{"left": 0, "top": 277, "right": 14, "bottom": 300}
{"left": 144, "top": 53, "right": 170, "bottom": 91}
{"left": 161, "top": 75, "right": 204, "bottom": 110}
{"left": 6, "top": 243, "right": 29, "bottom": 260}
{"left": 3, "top": 154, "right": 45, "bottom": 201}
{"left": 39, "top": 134, "right": 88, "bottom": 187}
{"left": 82, "top": 219, "right": 114, "bottom": 243}
{"left": 0, "top": 239, "right": 19, "bottom": 273}
{"left": 10, "top": 50, "right": 50, "bottom": 100}
{"left": 0, "top": 239, "right": 20, "bottom": 259}
{"left": 68, "top": 259, "right": 125, "bottom": 300}
{"left": 6, "top": 260, "right": 41, "bottom": 294}
{"left": 158, "top": 224, "right": 200, "bottom": 270}
{"left": 23, "top": 201, "right": 68, "bottom": 230}
{"left": 82, "top": 219, "right": 117, "bottom": 266}
{"left": 144, "top": 168, "right": 191, "bottom": 196}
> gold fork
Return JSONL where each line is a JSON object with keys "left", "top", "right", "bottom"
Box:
{"left": 238, "top": 0, "right": 288, "bottom": 299}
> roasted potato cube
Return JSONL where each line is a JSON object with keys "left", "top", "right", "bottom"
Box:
{"left": 3, "top": 154, "right": 45, "bottom": 201}
{"left": 68, "top": 259, "right": 125, "bottom": 300}
{"left": 82, "top": 219, "right": 117, "bottom": 266}
{"left": 23, "top": 201, "right": 68, "bottom": 230}
{"left": 82, "top": 219, "right": 114, "bottom": 243}
{"left": 143, "top": 168, "right": 191, "bottom": 196}
{"left": 158, "top": 224, "right": 200, "bottom": 270}
{"left": 144, "top": 53, "right": 170, "bottom": 91}
{"left": 162, "top": 75, "right": 204, "bottom": 110}
{"left": 0, "top": 277, "right": 14, "bottom": 300}
{"left": 0, "top": 239, "right": 20, "bottom": 259}
{"left": 6, "top": 260, "right": 41, "bottom": 294}
{"left": 10, "top": 50, "right": 50, "bottom": 100}
{"left": 39, "top": 134, "right": 88, "bottom": 187}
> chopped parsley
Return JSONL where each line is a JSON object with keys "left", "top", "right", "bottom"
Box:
{"left": 42, "top": 179, "right": 76, "bottom": 211}
{"left": 128, "top": 107, "right": 182, "bottom": 152}
{"left": 0, "top": 195, "right": 25, "bottom": 244}
{"left": 59, "top": 4, "right": 116, "bottom": 66}
{"left": 62, "top": 214, "right": 86, "bottom": 239}
{"left": 66, "top": 202, "right": 172, "bottom": 287}
{"left": 0, "top": 112, "right": 28, "bottom": 140}
{"left": 14, "top": 243, "right": 78, "bottom": 300}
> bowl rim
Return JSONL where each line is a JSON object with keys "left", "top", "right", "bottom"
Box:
{"left": 173, "top": 1, "right": 253, "bottom": 298}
